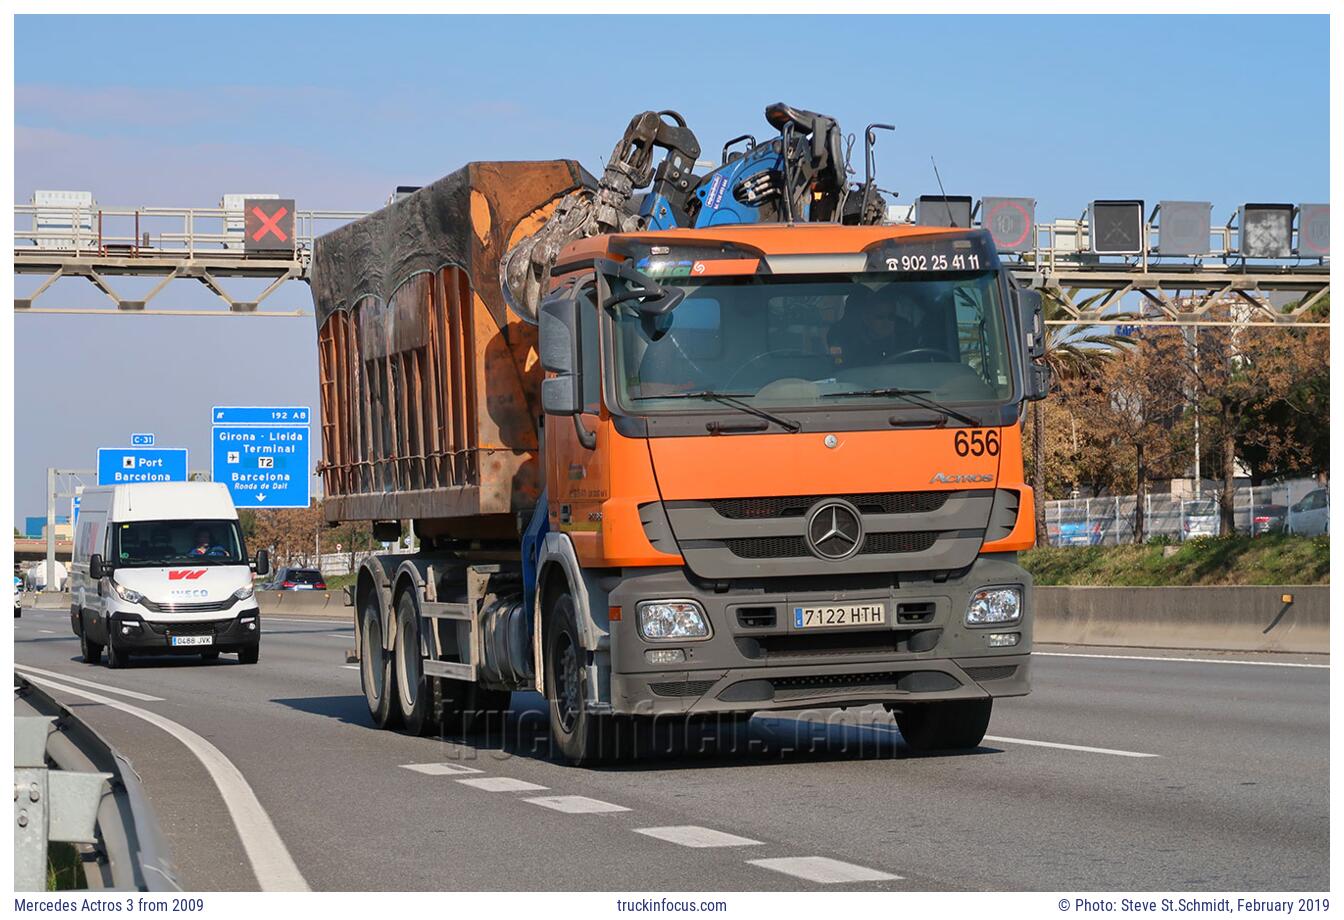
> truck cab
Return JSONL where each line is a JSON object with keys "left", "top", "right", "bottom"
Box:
{"left": 70, "top": 482, "right": 269, "bottom": 667}
{"left": 530, "top": 222, "right": 1047, "bottom": 759}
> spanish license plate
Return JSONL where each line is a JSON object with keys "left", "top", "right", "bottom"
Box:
{"left": 793, "top": 603, "right": 887, "bottom": 629}
{"left": 170, "top": 634, "right": 213, "bottom": 647}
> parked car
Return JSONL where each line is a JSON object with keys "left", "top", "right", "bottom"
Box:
{"left": 1181, "top": 500, "right": 1219, "bottom": 540}
{"left": 1250, "top": 503, "right": 1288, "bottom": 536}
{"left": 263, "top": 567, "right": 327, "bottom": 591}
{"left": 1288, "top": 488, "right": 1330, "bottom": 536}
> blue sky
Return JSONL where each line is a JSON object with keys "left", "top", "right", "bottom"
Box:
{"left": 13, "top": 13, "right": 1330, "bottom": 525}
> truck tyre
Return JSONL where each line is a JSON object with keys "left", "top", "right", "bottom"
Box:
{"left": 237, "top": 645, "right": 259, "bottom": 665}
{"left": 106, "top": 636, "right": 130, "bottom": 670}
{"left": 545, "top": 591, "right": 616, "bottom": 765}
{"left": 894, "top": 699, "right": 992, "bottom": 753}
{"left": 359, "top": 593, "right": 401, "bottom": 729}
{"left": 394, "top": 589, "right": 436, "bottom": 736}
{"left": 79, "top": 622, "right": 103, "bottom": 665}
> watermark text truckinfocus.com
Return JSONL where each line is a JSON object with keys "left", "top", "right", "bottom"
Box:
{"left": 616, "top": 898, "right": 729, "bottom": 912}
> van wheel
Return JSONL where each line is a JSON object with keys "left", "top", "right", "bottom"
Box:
{"left": 359, "top": 593, "right": 400, "bottom": 729}
{"left": 80, "top": 625, "right": 103, "bottom": 665}
{"left": 894, "top": 699, "right": 992, "bottom": 753}
{"left": 545, "top": 592, "right": 617, "bottom": 765}
{"left": 106, "top": 638, "right": 130, "bottom": 670}
{"left": 237, "top": 645, "right": 258, "bottom": 665}
{"left": 394, "top": 589, "right": 436, "bottom": 736}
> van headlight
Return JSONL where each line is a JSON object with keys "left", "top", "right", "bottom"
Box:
{"left": 965, "top": 587, "right": 1022, "bottom": 627}
{"left": 111, "top": 581, "right": 144, "bottom": 605}
{"left": 637, "top": 600, "right": 710, "bottom": 640}
{"left": 233, "top": 585, "right": 255, "bottom": 601}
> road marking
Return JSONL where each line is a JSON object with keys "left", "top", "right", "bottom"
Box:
{"left": 15, "top": 664, "right": 165, "bottom": 702}
{"left": 326, "top": 633, "right": 352, "bottom": 640}
{"left": 984, "top": 735, "right": 1159, "bottom": 758}
{"left": 262, "top": 617, "right": 352, "bottom": 626}
{"left": 400, "top": 762, "right": 483, "bottom": 776}
{"left": 635, "top": 826, "right": 763, "bottom": 848}
{"left": 748, "top": 856, "right": 900, "bottom": 884}
{"left": 340, "top": 665, "right": 360, "bottom": 670}
{"left": 19, "top": 674, "right": 309, "bottom": 891}
{"left": 457, "top": 777, "right": 548, "bottom": 793}
{"left": 1036, "top": 651, "right": 1328, "bottom": 670}
{"left": 39, "top": 629, "right": 55, "bottom": 634}
{"left": 525, "top": 795, "right": 629, "bottom": 814}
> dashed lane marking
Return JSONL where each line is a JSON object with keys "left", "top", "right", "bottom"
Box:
{"left": 400, "top": 762, "right": 483, "bottom": 776}
{"left": 1036, "top": 651, "right": 1328, "bottom": 670}
{"left": 15, "top": 664, "right": 165, "bottom": 702}
{"left": 984, "top": 735, "right": 1159, "bottom": 758}
{"left": 525, "top": 795, "right": 629, "bottom": 814}
{"left": 635, "top": 826, "right": 763, "bottom": 848}
{"left": 457, "top": 777, "right": 548, "bottom": 793}
{"left": 20, "top": 674, "right": 309, "bottom": 891}
{"left": 747, "top": 856, "right": 900, "bottom": 884}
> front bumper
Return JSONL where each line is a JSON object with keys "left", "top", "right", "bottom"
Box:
{"left": 607, "top": 554, "right": 1031, "bottom": 716}
{"left": 109, "top": 608, "right": 261, "bottom": 654}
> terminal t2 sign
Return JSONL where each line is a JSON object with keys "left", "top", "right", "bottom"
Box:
{"left": 211, "top": 406, "right": 311, "bottom": 509}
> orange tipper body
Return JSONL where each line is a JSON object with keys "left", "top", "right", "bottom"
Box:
{"left": 309, "top": 161, "right": 1043, "bottom": 755}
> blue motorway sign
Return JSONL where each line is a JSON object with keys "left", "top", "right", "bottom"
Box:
{"left": 212, "top": 406, "right": 311, "bottom": 426}
{"left": 130, "top": 433, "right": 156, "bottom": 446}
{"left": 97, "top": 448, "right": 189, "bottom": 485}
{"left": 212, "top": 425, "right": 310, "bottom": 508}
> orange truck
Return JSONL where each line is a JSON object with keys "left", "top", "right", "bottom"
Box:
{"left": 311, "top": 147, "right": 1049, "bottom": 763}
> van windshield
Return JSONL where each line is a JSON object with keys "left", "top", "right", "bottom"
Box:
{"left": 113, "top": 520, "right": 247, "bottom": 567}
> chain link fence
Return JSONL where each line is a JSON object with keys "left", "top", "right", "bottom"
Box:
{"left": 1044, "top": 477, "right": 1327, "bottom": 546}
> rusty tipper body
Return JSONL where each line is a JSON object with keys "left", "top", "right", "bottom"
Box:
{"left": 312, "top": 152, "right": 1049, "bottom": 763}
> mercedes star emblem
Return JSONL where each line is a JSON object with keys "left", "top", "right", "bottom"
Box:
{"left": 805, "top": 500, "right": 865, "bottom": 560}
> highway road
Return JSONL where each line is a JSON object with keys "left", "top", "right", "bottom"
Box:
{"left": 13, "top": 599, "right": 1329, "bottom": 892}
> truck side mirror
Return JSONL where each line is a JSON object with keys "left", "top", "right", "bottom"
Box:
{"left": 254, "top": 549, "right": 270, "bottom": 577}
{"left": 89, "top": 554, "right": 106, "bottom": 580}
{"left": 1017, "top": 287, "right": 1046, "bottom": 361}
{"left": 1026, "top": 362, "right": 1052, "bottom": 401}
{"left": 539, "top": 292, "right": 583, "bottom": 416}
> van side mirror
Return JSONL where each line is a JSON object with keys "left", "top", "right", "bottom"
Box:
{"left": 539, "top": 292, "right": 582, "bottom": 416}
{"left": 254, "top": 549, "right": 270, "bottom": 577}
{"left": 89, "top": 554, "right": 106, "bottom": 580}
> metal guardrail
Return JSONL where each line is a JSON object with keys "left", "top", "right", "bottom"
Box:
{"left": 14, "top": 676, "right": 181, "bottom": 892}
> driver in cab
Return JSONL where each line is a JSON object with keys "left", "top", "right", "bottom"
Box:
{"left": 190, "top": 528, "right": 227, "bottom": 558}
{"left": 829, "top": 286, "right": 944, "bottom": 367}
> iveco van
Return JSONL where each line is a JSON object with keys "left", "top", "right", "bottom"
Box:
{"left": 70, "top": 482, "right": 269, "bottom": 667}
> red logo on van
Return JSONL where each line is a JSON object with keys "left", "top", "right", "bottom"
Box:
{"left": 168, "top": 570, "right": 207, "bottom": 580}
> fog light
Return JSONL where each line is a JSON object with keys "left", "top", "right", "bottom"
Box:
{"left": 986, "top": 632, "right": 1020, "bottom": 648}
{"left": 637, "top": 601, "right": 710, "bottom": 640}
{"left": 645, "top": 648, "right": 686, "bottom": 665}
{"left": 247, "top": 622, "right": 257, "bottom": 631}
{"left": 121, "top": 625, "right": 132, "bottom": 635}
{"left": 965, "top": 587, "right": 1022, "bottom": 626}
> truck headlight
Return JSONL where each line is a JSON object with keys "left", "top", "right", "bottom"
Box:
{"left": 234, "top": 585, "right": 255, "bottom": 601}
{"left": 965, "top": 587, "right": 1022, "bottom": 627}
{"left": 637, "top": 600, "right": 710, "bottom": 640}
{"left": 111, "top": 581, "right": 144, "bottom": 605}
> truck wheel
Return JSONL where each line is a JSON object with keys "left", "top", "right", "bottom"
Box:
{"left": 80, "top": 623, "right": 103, "bottom": 665}
{"left": 106, "top": 637, "right": 130, "bottom": 670}
{"left": 894, "top": 699, "right": 992, "bottom": 753}
{"left": 394, "top": 589, "right": 436, "bottom": 736}
{"left": 237, "top": 645, "right": 259, "bottom": 665}
{"left": 359, "top": 594, "right": 401, "bottom": 729}
{"left": 545, "top": 592, "right": 616, "bottom": 765}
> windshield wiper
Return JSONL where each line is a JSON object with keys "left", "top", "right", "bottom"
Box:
{"left": 820, "top": 387, "right": 979, "bottom": 427}
{"left": 633, "top": 390, "right": 801, "bottom": 433}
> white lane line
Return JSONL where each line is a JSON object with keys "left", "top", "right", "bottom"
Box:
{"left": 457, "top": 777, "right": 548, "bottom": 793}
{"left": 525, "top": 795, "right": 629, "bottom": 814}
{"left": 325, "top": 633, "right": 353, "bottom": 640}
{"left": 39, "top": 629, "right": 55, "bottom": 634}
{"left": 20, "top": 674, "right": 309, "bottom": 891}
{"left": 262, "top": 617, "right": 353, "bottom": 626}
{"left": 340, "top": 665, "right": 359, "bottom": 670}
{"left": 748, "top": 856, "right": 900, "bottom": 884}
{"left": 984, "top": 735, "right": 1158, "bottom": 758}
{"left": 400, "top": 762, "right": 483, "bottom": 776}
{"left": 1036, "top": 651, "right": 1328, "bottom": 670}
{"left": 635, "top": 826, "right": 762, "bottom": 848}
{"left": 15, "top": 664, "right": 165, "bottom": 702}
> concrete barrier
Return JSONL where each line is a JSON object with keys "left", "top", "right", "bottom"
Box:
{"left": 1034, "top": 585, "right": 1329, "bottom": 654}
{"left": 255, "top": 591, "right": 350, "bottom": 619}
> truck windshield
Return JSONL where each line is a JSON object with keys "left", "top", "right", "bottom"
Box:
{"left": 112, "top": 520, "right": 247, "bottom": 567}
{"left": 610, "top": 271, "right": 1014, "bottom": 412}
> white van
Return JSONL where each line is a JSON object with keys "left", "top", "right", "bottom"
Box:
{"left": 70, "top": 482, "right": 269, "bottom": 668}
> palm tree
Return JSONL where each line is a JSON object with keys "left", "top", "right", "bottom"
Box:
{"left": 1030, "top": 288, "right": 1135, "bottom": 544}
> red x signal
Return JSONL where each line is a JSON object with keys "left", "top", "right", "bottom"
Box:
{"left": 251, "top": 205, "right": 290, "bottom": 242}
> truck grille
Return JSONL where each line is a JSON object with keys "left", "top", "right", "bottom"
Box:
{"left": 139, "top": 598, "right": 237, "bottom": 613}
{"left": 709, "top": 491, "right": 948, "bottom": 520}
{"left": 649, "top": 679, "right": 718, "bottom": 698}
{"left": 723, "top": 531, "right": 938, "bottom": 560}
